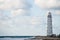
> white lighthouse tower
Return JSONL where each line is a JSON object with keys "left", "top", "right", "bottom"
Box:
{"left": 47, "top": 12, "right": 53, "bottom": 36}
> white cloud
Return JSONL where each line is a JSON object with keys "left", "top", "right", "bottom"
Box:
{"left": 0, "top": 16, "right": 43, "bottom": 36}
{"left": 0, "top": 0, "right": 35, "bottom": 36}
{"left": 0, "top": 0, "right": 4, "bottom": 2}
{"left": 0, "top": 0, "right": 47, "bottom": 36}
{"left": 31, "top": 16, "right": 41, "bottom": 25}
{"left": 0, "top": 0, "right": 32, "bottom": 17}
{"left": 0, "top": 0, "right": 32, "bottom": 10}
{"left": 11, "top": 9, "right": 30, "bottom": 17}
{"left": 55, "top": 10, "right": 60, "bottom": 15}
{"left": 0, "top": 0, "right": 21, "bottom": 10}
{"left": 0, "top": 0, "right": 18, "bottom": 10}
{"left": 35, "top": 0, "right": 60, "bottom": 9}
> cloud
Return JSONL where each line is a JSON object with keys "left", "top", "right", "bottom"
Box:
{"left": 0, "top": 0, "right": 32, "bottom": 10}
{"left": 0, "top": 0, "right": 35, "bottom": 36}
{"left": 11, "top": 9, "right": 30, "bottom": 17}
{"left": 0, "top": 16, "right": 43, "bottom": 36}
{"left": 55, "top": 10, "right": 60, "bottom": 15}
{"left": 0, "top": 0, "right": 32, "bottom": 17}
{"left": 34, "top": 0, "right": 60, "bottom": 16}
{"left": 0, "top": 0, "right": 19, "bottom": 10}
{"left": 31, "top": 16, "right": 41, "bottom": 25}
{"left": 34, "top": 0, "right": 60, "bottom": 9}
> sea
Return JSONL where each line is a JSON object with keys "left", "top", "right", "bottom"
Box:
{"left": 0, "top": 36, "right": 34, "bottom": 40}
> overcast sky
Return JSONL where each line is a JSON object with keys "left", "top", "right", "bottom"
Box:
{"left": 0, "top": 0, "right": 60, "bottom": 36}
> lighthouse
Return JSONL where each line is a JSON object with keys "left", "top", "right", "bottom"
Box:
{"left": 47, "top": 12, "right": 53, "bottom": 36}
